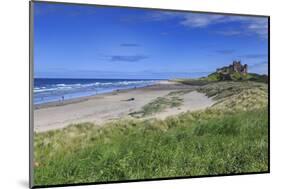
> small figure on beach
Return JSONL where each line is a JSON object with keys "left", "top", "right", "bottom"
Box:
{"left": 62, "top": 95, "right": 64, "bottom": 101}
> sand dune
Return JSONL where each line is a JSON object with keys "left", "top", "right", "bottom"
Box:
{"left": 34, "top": 81, "right": 214, "bottom": 132}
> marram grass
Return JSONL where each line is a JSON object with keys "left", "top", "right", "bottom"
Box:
{"left": 129, "top": 90, "right": 188, "bottom": 118}
{"left": 34, "top": 109, "right": 268, "bottom": 185}
{"left": 34, "top": 81, "right": 268, "bottom": 186}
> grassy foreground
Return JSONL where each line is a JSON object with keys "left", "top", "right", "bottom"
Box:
{"left": 34, "top": 81, "right": 268, "bottom": 186}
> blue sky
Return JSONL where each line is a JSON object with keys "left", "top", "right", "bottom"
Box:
{"left": 34, "top": 2, "right": 268, "bottom": 79}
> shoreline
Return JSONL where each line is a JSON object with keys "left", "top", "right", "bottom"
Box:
{"left": 34, "top": 80, "right": 214, "bottom": 132}
{"left": 34, "top": 80, "right": 178, "bottom": 109}
{"left": 34, "top": 86, "right": 141, "bottom": 110}
{"left": 34, "top": 79, "right": 162, "bottom": 106}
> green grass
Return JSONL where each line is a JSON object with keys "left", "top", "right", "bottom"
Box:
{"left": 173, "top": 78, "right": 214, "bottom": 85}
{"left": 197, "top": 81, "right": 268, "bottom": 111}
{"left": 129, "top": 91, "right": 186, "bottom": 118}
{"left": 247, "top": 73, "right": 269, "bottom": 83}
{"left": 176, "top": 72, "right": 268, "bottom": 83}
{"left": 197, "top": 81, "right": 267, "bottom": 100}
{"left": 33, "top": 81, "right": 268, "bottom": 186}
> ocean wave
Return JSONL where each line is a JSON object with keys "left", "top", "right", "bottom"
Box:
{"left": 34, "top": 79, "right": 159, "bottom": 104}
{"left": 34, "top": 80, "right": 156, "bottom": 93}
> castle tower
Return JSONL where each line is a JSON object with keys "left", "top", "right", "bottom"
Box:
{"left": 242, "top": 64, "right": 248, "bottom": 74}
{"left": 233, "top": 60, "right": 242, "bottom": 72}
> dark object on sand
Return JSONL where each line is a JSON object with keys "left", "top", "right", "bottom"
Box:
{"left": 122, "top": 98, "right": 135, "bottom": 101}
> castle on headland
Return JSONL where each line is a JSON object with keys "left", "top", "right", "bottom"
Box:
{"left": 214, "top": 60, "right": 248, "bottom": 80}
{"left": 216, "top": 60, "right": 248, "bottom": 75}
{"left": 205, "top": 60, "right": 267, "bottom": 82}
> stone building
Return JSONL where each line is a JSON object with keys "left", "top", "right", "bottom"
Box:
{"left": 231, "top": 61, "right": 248, "bottom": 74}
{"left": 217, "top": 60, "right": 248, "bottom": 75}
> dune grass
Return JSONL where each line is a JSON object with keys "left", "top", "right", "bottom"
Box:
{"left": 197, "top": 81, "right": 268, "bottom": 111}
{"left": 129, "top": 91, "right": 187, "bottom": 118}
{"left": 33, "top": 81, "right": 268, "bottom": 186}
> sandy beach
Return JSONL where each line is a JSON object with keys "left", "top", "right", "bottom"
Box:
{"left": 34, "top": 81, "right": 214, "bottom": 132}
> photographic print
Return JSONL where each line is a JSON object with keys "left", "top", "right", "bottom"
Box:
{"left": 30, "top": 1, "right": 269, "bottom": 187}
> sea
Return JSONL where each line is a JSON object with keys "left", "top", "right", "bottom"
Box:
{"left": 34, "top": 78, "right": 159, "bottom": 104}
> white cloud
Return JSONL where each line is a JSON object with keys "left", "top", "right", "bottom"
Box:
{"left": 246, "top": 19, "right": 268, "bottom": 38}
{"left": 180, "top": 14, "right": 225, "bottom": 28}
{"left": 149, "top": 12, "right": 268, "bottom": 38}
{"left": 215, "top": 30, "right": 242, "bottom": 36}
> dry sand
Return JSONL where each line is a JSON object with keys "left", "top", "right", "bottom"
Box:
{"left": 34, "top": 81, "right": 214, "bottom": 132}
